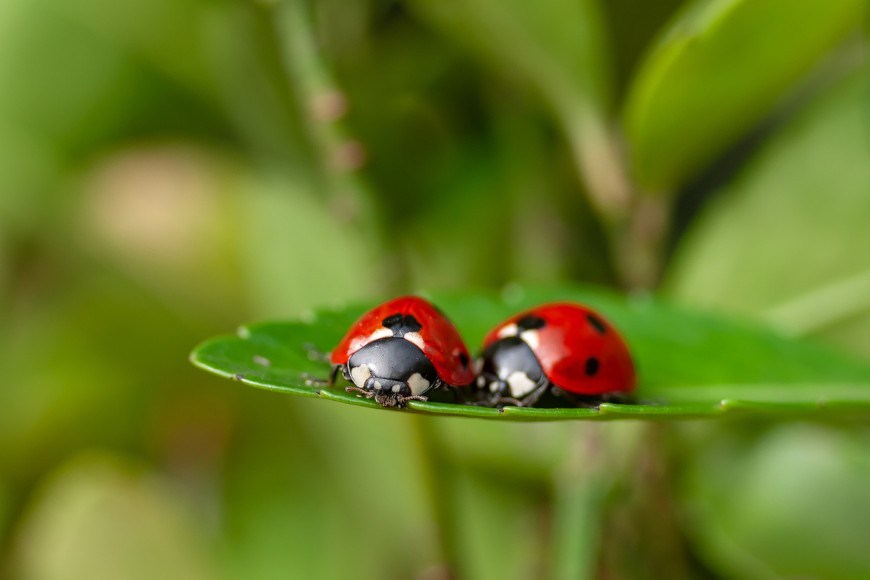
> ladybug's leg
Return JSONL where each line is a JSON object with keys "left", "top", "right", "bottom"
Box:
{"left": 490, "top": 379, "right": 551, "bottom": 408}
{"left": 346, "top": 386, "right": 376, "bottom": 399}
{"left": 517, "top": 378, "right": 551, "bottom": 408}
{"left": 421, "top": 378, "right": 464, "bottom": 404}
{"left": 396, "top": 394, "right": 429, "bottom": 408}
{"left": 492, "top": 397, "right": 525, "bottom": 408}
{"left": 471, "top": 372, "right": 507, "bottom": 406}
{"left": 466, "top": 399, "right": 497, "bottom": 407}
{"left": 488, "top": 378, "right": 551, "bottom": 408}
{"left": 345, "top": 374, "right": 380, "bottom": 400}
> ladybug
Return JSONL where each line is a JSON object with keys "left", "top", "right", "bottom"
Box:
{"left": 476, "top": 302, "right": 635, "bottom": 407}
{"left": 317, "top": 296, "right": 475, "bottom": 408}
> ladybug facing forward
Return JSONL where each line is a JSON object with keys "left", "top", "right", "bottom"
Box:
{"left": 477, "top": 303, "right": 635, "bottom": 407}
{"left": 323, "top": 296, "right": 475, "bottom": 408}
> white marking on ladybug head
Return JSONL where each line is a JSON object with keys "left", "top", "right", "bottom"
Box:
{"left": 369, "top": 327, "right": 393, "bottom": 341}
{"left": 407, "top": 373, "right": 431, "bottom": 396}
{"left": 506, "top": 371, "right": 537, "bottom": 398}
{"left": 489, "top": 381, "right": 500, "bottom": 393}
{"left": 497, "top": 323, "right": 518, "bottom": 339}
{"left": 403, "top": 331, "right": 426, "bottom": 351}
{"left": 373, "top": 380, "right": 383, "bottom": 390}
{"left": 392, "top": 384, "right": 401, "bottom": 393}
{"left": 519, "top": 329, "right": 540, "bottom": 350}
{"left": 350, "top": 365, "right": 372, "bottom": 388}
{"left": 476, "top": 375, "right": 486, "bottom": 388}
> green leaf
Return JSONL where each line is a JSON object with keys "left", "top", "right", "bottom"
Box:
{"left": 410, "top": 0, "right": 612, "bottom": 117}
{"left": 623, "top": 0, "right": 866, "bottom": 192}
{"left": 190, "top": 286, "right": 870, "bottom": 421}
{"left": 408, "top": 0, "right": 632, "bottom": 215}
{"left": 665, "top": 70, "right": 870, "bottom": 356}
{"left": 13, "top": 453, "right": 216, "bottom": 580}
{"left": 679, "top": 424, "right": 870, "bottom": 578}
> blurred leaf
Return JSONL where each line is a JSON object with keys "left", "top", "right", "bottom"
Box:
{"left": 0, "top": 478, "right": 9, "bottom": 542}
{"left": 623, "top": 0, "right": 866, "bottom": 192}
{"left": 219, "top": 401, "right": 430, "bottom": 580}
{"left": 234, "top": 172, "right": 377, "bottom": 319}
{"left": 449, "top": 468, "right": 546, "bottom": 579}
{"left": 0, "top": 263, "right": 234, "bottom": 487}
{"left": 60, "top": 0, "right": 215, "bottom": 94}
{"left": 0, "top": 0, "right": 226, "bottom": 152}
{"left": 602, "top": 0, "right": 686, "bottom": 94}
{"left": 410, "top": 0, "right": 612, "bottom": 116}
{"left": 666, "top": 70, "right": 870, "bottom": 356}
{"left": 0, "top": 0, "right": 130, "bottom": 146}
{"left": 0, "top": 0, "right": 235, "bottom": 232}
{"left": 203, "top": 1, "right": 315, "bottom": 169}
{"left": 191, "top": 286, "right": 870, "bottom": 421}
{"left": 12, "top": 453, "right": 215, "bottom": 580}
{"left": 679, "top": 424, "right": 870, "bottom": 579}
{"left": 408, "top": 0, "right": 631, "bottom": 214}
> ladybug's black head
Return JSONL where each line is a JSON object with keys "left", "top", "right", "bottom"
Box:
{"left": 479, "top": 336, "right": 545, "bottom": 400}
{"left": 346, "top": 337, "right": 438, "bottom": 407}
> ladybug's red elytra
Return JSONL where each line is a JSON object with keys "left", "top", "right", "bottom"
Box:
{"left": 477, "top": 302, "right": 635, "bottom": 407}
{"left": 322, "top": 296, "right": 475, "bottom": 408}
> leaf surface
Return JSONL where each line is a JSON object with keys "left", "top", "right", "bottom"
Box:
{"left": 623, "top": 0, "right": 866, "bottom": 192}
{"left": 191, "top": 287, "right": 870, "bottom": 420}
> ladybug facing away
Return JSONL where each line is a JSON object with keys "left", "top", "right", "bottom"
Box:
{"left": 323, "top": 296, "right": 475, "bottom": 408}
{"left": 477, "top": 303, "right": 635, "bottom": 407}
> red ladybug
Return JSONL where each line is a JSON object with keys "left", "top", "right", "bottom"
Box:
{"left": 324, "top": 296, "right": 475, "bottom": 408}
{"left": 477, "top": 303, "right": 635, "bottom": 407}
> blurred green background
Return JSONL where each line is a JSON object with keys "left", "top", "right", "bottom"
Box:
{"left": 1, "top": 0, "right": 869, "bottom": 578}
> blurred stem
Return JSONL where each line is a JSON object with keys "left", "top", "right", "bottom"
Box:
{"left": 632, "top": 423, "right": 694, "bottom": 579}
{"left": 550, "top": 423, "right": 696, "bottom": 579}
{"left": 615, "top": 193, "right": 671, "bottom": 291}
{"left": 273, "top": 0, "right": 412, "bottom": 291}
{"left": 272, "top": 0, "right": 372, "bottom": 210}
{"left": 548, "top": 423, "right": 613, "bottom": 580}
{"left": 559, "top": 106, "right": 671, "bottom": 290}
{"left": 562, "top": 108, "right": 633, "bottom": 224}
{"left": 410, "top": 416, "right": 461, "bottom": 579}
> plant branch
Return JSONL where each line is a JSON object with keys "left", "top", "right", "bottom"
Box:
{"left": 409, "top": 416, "right": 461, "bottom": 579}
{"left": 548, "top": 423, "right": 613, "bottom": 580}
{"left": 272, "top": 0, "right": 371, "bottom": 212}
{"left": 560, "top": 104, "right": 672, "bottom": 291}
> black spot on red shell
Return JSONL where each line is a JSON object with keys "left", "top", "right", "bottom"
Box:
{"left": 517, "top": 315, "right": 546, "bottom": 331}
{"left": 585, "top": 357, "right": 600, "bottom": 376}
{"left": 586, "top": 314, "right": 606, "bottom": 334}
{"left": 382, "top": 313, "right": 422, "bottom": 336}
{"left": 459, "top": 352, "right": 469, "bottom": 369}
